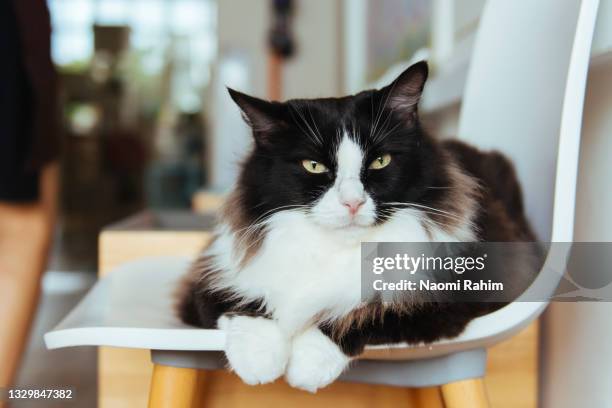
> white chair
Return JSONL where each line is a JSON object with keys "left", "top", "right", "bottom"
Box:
{"left": 45, "top": 1, "right": 599, "bottom": 406}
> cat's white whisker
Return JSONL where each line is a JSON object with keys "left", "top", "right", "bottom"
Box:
{"left": 307, "top": 105, "right": 325, "bottom": 145}
{"left": 233, "top": 204, "right": 309, "bottom": 234}
{"left": 232, "top": 204, "right": 311, "bottom": 249}
{"left": 370, "top": 77, "right": 400, "bottom": 141}
{"left": 386, "top": 209, "right": 459, "bottom": 230}
{"left": 373, "top": 120, "right": 402, "bottom": 143}
{"left": 372, "top": 107, "right": 395, "bottom": 143}
{"left": 290, "top": 102, "right": 324, "bottom": 146}
{"left": 384, "top": 202, "right": 464, "bottom": 219}
{"left": 288, "top": 104, "right": 323, "bottom": 146}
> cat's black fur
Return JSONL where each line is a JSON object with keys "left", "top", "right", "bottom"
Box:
{"left": 178, "top": 61, "right": 537, "bottom": 357}
{"left": 222, "top": 64, "right": 459, "bottom": 230}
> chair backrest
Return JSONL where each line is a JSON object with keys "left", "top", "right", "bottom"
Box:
{"left": 458, "top": 0, "right": 600, "bottom": 242}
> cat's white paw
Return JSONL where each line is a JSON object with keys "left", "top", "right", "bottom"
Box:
{"left": 218, "top": 315, "right": 289, "bottom": 385}
{"left": 285, "top": 327, "right": 350, "bottom": 393}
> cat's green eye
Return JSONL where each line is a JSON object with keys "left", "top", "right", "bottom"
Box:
{"left": 369, "top": 154, "right": 392, "bottom": 170}
{"left": 302, "top": 160, "right": 328, "bottom": 174}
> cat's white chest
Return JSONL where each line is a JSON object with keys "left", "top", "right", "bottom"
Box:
{"left": 235, "top": 216, "right": 363, "bottom": 332}
{"left": 212, "top": 209, "right": 438, "bottom": 334}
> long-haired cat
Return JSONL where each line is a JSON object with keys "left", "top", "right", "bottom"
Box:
{"left": 177, "top": 61, "right": 536, "bottom": 392}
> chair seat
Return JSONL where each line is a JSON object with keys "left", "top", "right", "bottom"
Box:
{"left": 44, "top": 256, "right": 547, "bottom": 361}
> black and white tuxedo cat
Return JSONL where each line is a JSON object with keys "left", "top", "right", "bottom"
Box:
{"left": 178, "top": 61, "right": 536, "bottom": 392}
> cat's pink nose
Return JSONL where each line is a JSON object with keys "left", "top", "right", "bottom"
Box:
{"left": 343, "top": 199, "right": 365, "bottom": 216}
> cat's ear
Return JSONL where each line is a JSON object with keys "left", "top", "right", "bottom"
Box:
{"left": 227, "top": 88, "right": 287, "bottom": 136}
{"left": 382, "top": 61, "right": 429, "bottom": 121}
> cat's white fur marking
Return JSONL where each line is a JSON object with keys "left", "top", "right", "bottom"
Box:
{"left": 218, "top": 315, "right": 290, "bottom": 385}
{"left": 310, "top": 134, "right": 377, "bottom": 228}
{"left": 285, "top": 327, "right": 351, "bottom": 392}
{"left": 211, "top": 208, "right": 446, "bottom": 333}
{"left": 210, "top": 131, "right": 476, "bottom": 389}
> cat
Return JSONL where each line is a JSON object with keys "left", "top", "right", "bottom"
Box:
{"left": 177, "top": 61, "right": 537, "bottom": 392}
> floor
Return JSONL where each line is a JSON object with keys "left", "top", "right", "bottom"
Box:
{"left": 11, "top": 271, "right": 97, "bottom": 408}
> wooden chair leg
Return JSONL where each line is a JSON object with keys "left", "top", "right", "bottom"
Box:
{"left": 441, "top": 378, "right": 489, "bottom": 408}
{"left": 148, "top": 364, "right": 208, "bottom": 408}
{"left": 414, "top": 386, "right": 444, "bottom": 408}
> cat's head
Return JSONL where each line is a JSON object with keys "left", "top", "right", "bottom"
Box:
{"left": 226, "top": 61, "right": 464, "bottom": 234}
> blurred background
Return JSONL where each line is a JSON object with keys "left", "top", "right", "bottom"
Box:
{"left": 46, "top": 0, "right": 454, "bottom": 272}
{"left": 6, "top": 0, "right": 612, "bottom": 407}
{"left": 49, "top": 0, "right": 216, "bottom": 270}
{"left": 10, "top": 2, "right": 490, "bottom": 406}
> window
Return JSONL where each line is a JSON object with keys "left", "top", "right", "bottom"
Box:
{"left": 49, "top": 0, "right": 217, "bottom": 111}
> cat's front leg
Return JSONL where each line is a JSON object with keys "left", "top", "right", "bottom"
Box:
{"left": 218, "top": 314, "right": 290, "bottom": 385}
{"left": 285, "top": 326, "right": 352, "bottom": 393}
